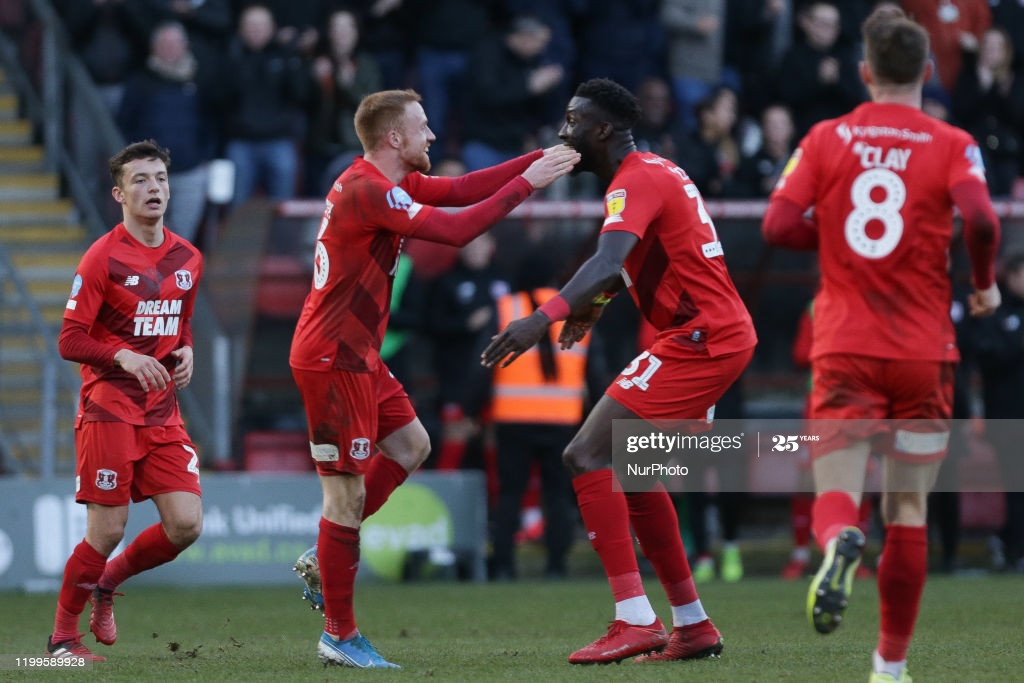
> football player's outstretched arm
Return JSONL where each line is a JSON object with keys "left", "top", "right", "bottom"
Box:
{"left": 412, "top": 147, "right": 579, "bottom": 247}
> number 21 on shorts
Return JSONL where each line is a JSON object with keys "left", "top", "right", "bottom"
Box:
{"left": 616, "top": 351, "right": 662, "bottom": 391}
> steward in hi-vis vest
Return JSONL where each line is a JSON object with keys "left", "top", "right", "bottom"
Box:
{"left": 491, "top": 287, "right": 590, "bottom": 425}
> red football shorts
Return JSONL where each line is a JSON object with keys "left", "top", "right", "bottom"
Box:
{"left": 75, "top": 420, "right": 202, "bottom": 505}
{"left": 606, "top": 336, "right": 754, "bottom": 426}
{"left": 292, "top": 361, "right": 417, "bottom": 476}
{"left": 808, "top": 354, "right": 955, "bottom": 463}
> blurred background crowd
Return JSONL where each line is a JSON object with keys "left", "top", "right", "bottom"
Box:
{"left": 44, "top": 0, "right": 1024, "bottom": 219}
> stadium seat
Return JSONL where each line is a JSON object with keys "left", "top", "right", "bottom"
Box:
{"left": 243, "top": 430, "right": 313, "bottom": 472}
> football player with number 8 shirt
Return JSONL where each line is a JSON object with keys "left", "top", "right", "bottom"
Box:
{"left": 482, "top": 78, "right": 757, "bottom": 665}
{"left": 47, "top": 140, "right": 204, "bottom": 661}
{"left": 763, "top": 7, "right": 1001, "bottom": 682}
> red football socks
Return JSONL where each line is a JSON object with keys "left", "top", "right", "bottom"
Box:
{"left": 362, "top": 456, "right": 409, "bottom": 520}
{"left": 858, "top": 496, "right": 874, "bottom": 534}
{"left": 811, "top": 491, "right": 859, "bottom": 551}
{"left": 791, "top": 494, "right": 813, "bottom": 548}
{"left": 53, "top": 540, "right": 107, "bottom": 641}
{"left": 627, "top": 483, "right": 698, "bottom": 606}
{"left": 573, "top": 469, "right": 643, "bottom": 601}
{"left": 319, "top": 517, "right": 360, "bottom": 640}
{"left": 98, "top": 523, "right": 180, "bottom": 592}
{"left": 877, "top": 524, "right": 928, "bottom": 662}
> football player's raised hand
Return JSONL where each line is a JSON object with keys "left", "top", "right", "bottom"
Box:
{"left": 522, "top": 146, "right": 579, "bottom": 189}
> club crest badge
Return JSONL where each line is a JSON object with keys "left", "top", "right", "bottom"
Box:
{"left": 349, "top": 437, "right": 372, "bottom": 460}
{"left": 175, "top": 269, "right": 193, "bottom": 290}
{"left": 96, "top": 469, "right": 118, "bottom": 491}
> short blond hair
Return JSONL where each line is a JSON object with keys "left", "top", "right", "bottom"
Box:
{"left": 354, "top": 89, "right": 423, "bottom": 152}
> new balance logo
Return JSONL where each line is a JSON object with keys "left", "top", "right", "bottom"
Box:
{"left": 124, "top": 275, "right": 140, "bottom": 286}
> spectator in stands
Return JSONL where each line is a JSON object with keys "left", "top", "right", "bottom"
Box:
{"left": 661, "top": 0, "right": 732, "bottom": 131}
{"left": 305, "top": 9, "right": 382, "bottom": 196}
{"left": 413, "top": 0, "right": 494, "bottom": 163}
{"left": 965, "top": 252, "right": 1024, "bottom": 573}
{"left": 460, "top": 15, "right": 564, "bottom": 172}
{"left": 471, "top": 252, "right": 607, "bottom": 582}
{"left": 427, "top": 233, "right": 512, "bottom": 470}
{"left": 678, "top": 86, "right": 743, "bottom": 197}
{"left": 990, "top": 0, "right": 1024, "bottom": 71}
{"left": 58, "top": 0, "right": 149, "bottom": 212}
{"left": 497, "top": 0, "right": 578, "bottom": 111}
{"left": 118, "top": 22, "right": 219, "bottom": 244}
{"left": 724, "top": 0, "right": 789, "bottom": 118}
{"left": 632, "top": 76, "right": 686, "bottom": 163}
{"left": 136, "top": 0, "right": 233, "bottom": 78}
{"left": 58, "top": 0, "right": 149, "bottom": 115}
{"left": 903, "top": 0, "right": 991, "bottom": 93}
{"left": 776, "top": 1, "right": 865, "bottom": 138}
{"left": 219, "top": 4, "right": 315, "bottom": 207}
{"left": 331, "top": 0, "right": 414, "bottom": 90}
{"left": 734, "top": 103, "right": 795, "bottom": 197}
{"left": 255, "top": 0, "right": 322, "bottom": 58}
{"left": 952, "top": 26, "right": 1024, "bottom": 197}
{"left": 574, "top": 0, "right": 664, "bottom": 92}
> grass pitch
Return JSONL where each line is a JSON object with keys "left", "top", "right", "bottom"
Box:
{"left": 1, "top": 574, "right": 1017, "bottom": 681}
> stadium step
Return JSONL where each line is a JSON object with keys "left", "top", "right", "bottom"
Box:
{"left": 0, "top": 222, "right": 86, "bottom": 243}
{"left": 0, "top": 197, "right": 75, "bottom": 225}
{"left": 0, "top": 118, "right": 31, "bottom": 145}
{"left": 8, "top": 248, "right": 82, "bottom": 271}
{"left": 0, "top": 92, "right": 17, "bottom": 121}
{"left": 0, "top": 171, "right": 59, "bottom": 201}
{"left": 0, "top": 79, "right": 81, "bottom": 475}
{"left": 0, "top": 144, "right": 45, "bottom": 172}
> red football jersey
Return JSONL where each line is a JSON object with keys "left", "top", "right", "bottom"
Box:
{"left": 64, "top": 224, "right": 202, "bottom": 425}
{"left": 771, "top": 102, "right": 988, "bottom": 361}
{"left": 601, "top": 151, "right": 757, "bottom": 357}
{"left": 290, "top": 157, "right": 457, "bottom": 373}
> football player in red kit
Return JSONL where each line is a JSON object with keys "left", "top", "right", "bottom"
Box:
{"left": 289, "top": 88, "right": 578, "bottom": 668}
{"left": 483, "top": 78, "right": 757, "bottom": 664}
{"left": 763, "top": 7, "right": 1001, "bottom": 682}
{"left": 47, "top": 140, "right": 203, "bottom": 661}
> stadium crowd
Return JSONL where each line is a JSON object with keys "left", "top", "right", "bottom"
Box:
{"left": 56, "top": 0, "right": 1024, "bottom": 210}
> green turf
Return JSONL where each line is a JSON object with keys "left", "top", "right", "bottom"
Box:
{"left": 1, "top": 575, "right": 1016, "bottom": 681}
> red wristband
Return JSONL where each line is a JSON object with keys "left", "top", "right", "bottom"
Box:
{"left": 537, "top": 295, "right": 571, "bottom": 322}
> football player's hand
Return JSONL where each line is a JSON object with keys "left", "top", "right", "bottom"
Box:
{"left": 481, "top": 312, "right": 550, "bottom": 368}
{"left": 523, "top": 146, "right": 579, "bottom": 189}
{"left": 114, "top": 349, "right": 171, "bottom": 392}
{"left": 559, "top": 303, "right": 605, "bottom": 349}
{"left": 969, "top": 282, "right": 1001, "bottom": 317}
{"left": 171, "top": 346, "right": 194, "bottom": 390}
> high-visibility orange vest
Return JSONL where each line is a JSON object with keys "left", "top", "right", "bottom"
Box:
{"left": 491, "top": 288, "right": 589, "bottom": 425}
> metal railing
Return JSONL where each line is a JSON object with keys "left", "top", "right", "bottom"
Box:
{"left": 0, "top": 242, "right": 78, "bottom": 476}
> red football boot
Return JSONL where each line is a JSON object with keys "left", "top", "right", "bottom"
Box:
{"left": 46, "top": 634, "right": 106, "bottom": 662}
{"left": 634, "top": 619, "right": 723, "bottom": 661}
{"left": 568, "top": 618, "right": 669, "bottom": 664}
{"left": 89, "top": 588, "right": 122, "bottom": 645}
